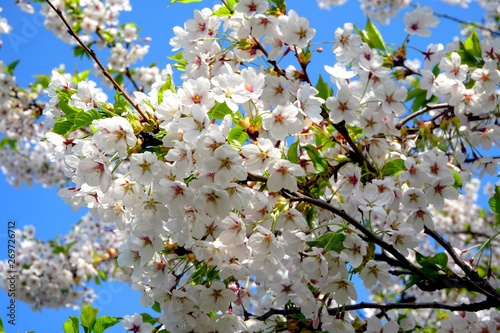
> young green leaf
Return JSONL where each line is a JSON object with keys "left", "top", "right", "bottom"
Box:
{"left": 167, "top": 52, "right": 188, "bottom": 71}
{"left": 303, "top": 144, "right": 328, "bottom": 173}
{"left": 365, "top": 19, "right": 386, "bottom": 50}
{"left": 63, "top": 316, "right": 80, "bottom": 333}
{"left": 228, "top": 125, "right": 249, "bottom": 144}
{"left": 73, "top": 110, "right": 103, "bottom": 130}
{"left": 489, "top": 185, "right": 500, "bottom": 213}
{"left": 93, "top": 316, "right": 121, "bottom": 333}
{"left": 157, "top": 74, "right": 176, "bottom": 104}
{"left": 464, "top": 31, "right": 482, "bottom": 58}
{"left": 81, "top": 304, "right": 98, "bottom": 333}
{"left": 6, "top": 59, "right": 20, "bottom": 76}
{"left": 287, "top": 141, "right": 300, "bottom": 164}
{"left": 207, "top": 102, "right": 233, "bottom": 120}
{"left": 306, "top": 232, "right": 346, "bottom": 253}
{"left": 114, "top": 91, "right": 130, "bottom": 115}
{"left": 315, "top": 74, "right": 333, "bottom": 100}
{"left": 452, "top": 170, "right": 462, "bottom": 189}
{"left": 382, "top": 158, "right": 405, "bottom": 176}
{"left": 53, "top": 119, "right": 75, "bottom": 136}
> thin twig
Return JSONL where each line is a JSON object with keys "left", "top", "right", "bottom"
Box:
{"left": 396, "top": 103, "right": 452, "bottom": 129}
{"left": 409, "top": 2, "right": 500, "bottom": 37}
{"left": 44, "top": 0, "right": 148, "bottom": 122}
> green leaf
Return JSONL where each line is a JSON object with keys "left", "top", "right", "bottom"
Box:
{"left": 382, "top": 158, "right": 405, "bottom": 176}
{"left": 98, "top": 270, "right": 107, "bottom": 281}
{"left": 452, "top": 170, "right": 462, "bottom": 189}
{"left": 53, "top": 119, "right": 75, "bottom": 136}
{"left": 365, "top": 19, "right": 386, "bottom": 50}
{"left": 114, "top": 73, "right": 124, "bottom": 86}
{"left": 228, "top": 125, "right": 248, "bottom": 144}
{"left": 415, "top": 328, "right": 438, "bottom": 333}
{"left": 489, "top": 186, "right": 500, "bottom": 213}
{"left": 93, "top": 316, "right": 121, "bottom": 333}
{"left": 59, "top": 99, "right": 81, "bottom": 116}
{"left": 0, "top": 137, "right": 16, "bottom": 150}
{"left": 114, "top": 91, "right": 130, "bottom": 115}
{"left": 73, "top": 45, "right": 90, "bottom": 59}
{"left": 33, "top": 74, "right": 51, "bottom": 89}
{"left": 315, "top": 74, "right": 333, "bottom": 100}
{"left": 167, "top": 51, "right": 188, "bottom": 71}
{"left": 212, "top": 6, "right": 232, "bottom": 17}
{"left": 157, "top": 74, "right": 176, "bottom": 105}
{"left": 404, "top": 275, "right": 421, "bottom": 291}
{"left": 63, "top": 316, "right": 80, "bottom": 333}
{"left": 81, "top": 304, "right": 98, "bottom": 333}
{"left": 72, "top": 70, "right": 90, "bottom": 85}
{"left": 152, "top": 301, "right": 161, "bottom": 313}
{"left": 207, "top": 102, "right": 233, "bottom": 120}
{"left": 415, "top": 252, "right": 448, "bottom": 273}
{"left": 307, "top": 232, "right": 346, "bottom": 253}
{"left": 6, "top": 59, "right": 20, "bottom": 76}
{"left": 287, "top": 141, "right": 300, "bottom": 164}
{"left": 73, "top": 110, "right": 103, "bottom": 130}
{"left": 464, "top": 31, "right": 482, "bottom": 58}
{"left": 140, "top": 313, "right": 157, "bottom": 325}
{"left": 455, "top": 48, "right": 482, "bottom": 67}
{"left": 429, "top": 253, "right": 448, "bottom": 269}
{"left": 303, "top": 144, "right": 328, "bottom": 173}
{"left": 0, "top": 316, "right": 4, "bottom": 333}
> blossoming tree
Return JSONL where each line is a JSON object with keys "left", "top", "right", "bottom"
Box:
{"left": 1, "top": 0, "right": 500, "bottom": 332}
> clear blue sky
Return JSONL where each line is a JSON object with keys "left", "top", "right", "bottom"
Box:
{"left": 0, "top": 0, "right": 492, "bottom": 332}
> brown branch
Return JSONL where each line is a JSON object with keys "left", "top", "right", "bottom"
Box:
{"left": 281, "top": 189, "right": 428, "bottom": 281}
{"left": 396, "top": 103, "right": 452, "bottom": 130}
{"left": 331, "top": 119, "right": 378, "bottom": 174}
{"left": 424, "top": 226, "right": 500, "bottom": 301}
{"left": 252, "top": 307, "right": 301, "bottom": 321}
{"left": 327, "top": 298, "right": 500, "bottom": 315}
{"left": 44, "top": 0, "right": 148, "bottom": 122}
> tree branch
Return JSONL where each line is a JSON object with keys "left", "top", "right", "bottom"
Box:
{"left": 396, "top": 103, "right": 452, "bottom": 130}
{"left": 44, "top": 0, "right": 148, "bottom": 122}
{"left": 252, "top": 307, "right": 301, "bottom": 321}
{"left": 327, "top": 298, "right": 500, "bottom": 315}
{"left": 424, "top": 226, "right": 500, "bottom": 301}
{"left": 331, "top": 120, "right": 378, "bottom": 174}
{"left": 281, "top": 190, "right": 428, "bottom": 281}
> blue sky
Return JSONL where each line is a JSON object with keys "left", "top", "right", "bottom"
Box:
{"left": 0, "top": 0, "right": 494, "bottom": 332}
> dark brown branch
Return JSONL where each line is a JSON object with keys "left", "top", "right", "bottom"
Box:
{"left": 252, "top": 307, "right": 301, "bottom": 321}
{"left": 281, "top": 190, "right": 427, "bottom": 281}
{"left": 331, "top": 120, "right": 378, "bottom": 174}
{"left": 327, "top": 298, "right": 500, "bottom": 315}
{"left": 44, "top": 0, "right": 148, "bottom": 122}
{"left": 396, "top": 103, "right": 452, "bottom": 130}
{"left": 424, "top": 226, "right": 500, "bottom": 301}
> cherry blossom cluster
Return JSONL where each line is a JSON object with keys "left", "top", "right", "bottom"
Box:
{"left": 1, "top": 0, "right": 499, "bottom": 332}
{"left": 317, "top": 0, "right": 499, "bottom": 36}
{"left": 0, "top": 213, "right": 129, "bottom": 310}
{"left": 36, "top": 0, "right": 500, "bottom": 331}
{"left": 17, "top": 0, "right": 152, "bottom": 91}
{"left": 0, "top": 61, "right": 70, "bottom": 187}
{"left": 0, "top": 6, "right": 12, "bottom": 47}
